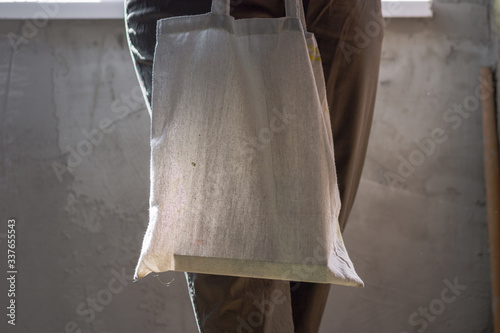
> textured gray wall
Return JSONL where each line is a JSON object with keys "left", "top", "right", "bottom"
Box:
{"left": 0, "top": 0, "right": 494, "bottom": 332}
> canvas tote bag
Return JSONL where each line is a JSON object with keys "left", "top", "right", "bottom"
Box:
{"left": 134, "top": 0, "right": 364, "bottom": 287}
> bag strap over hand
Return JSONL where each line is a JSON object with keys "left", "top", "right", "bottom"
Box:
{"left": 284, "top": 0, "right": 307, "bottom": 31}
{"left": 211, "top": 0, "right": 307, "bottom": 30}
{"left": 211, "top": 0, "right": 230, "bottom": 15}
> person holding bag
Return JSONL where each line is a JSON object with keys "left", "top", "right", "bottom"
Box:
{"left": 124, "top": 0, "right": 383, "bottom": 332}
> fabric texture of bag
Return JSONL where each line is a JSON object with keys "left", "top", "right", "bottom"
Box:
{"left": 134, "top": 0, "right": 364, "bottom": 287}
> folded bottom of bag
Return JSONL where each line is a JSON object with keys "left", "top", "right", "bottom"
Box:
{"left": 135, "top": 254, "right": 364, "bottom": 287}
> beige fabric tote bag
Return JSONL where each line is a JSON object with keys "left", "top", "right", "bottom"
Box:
{"left": 134, "top": 0, "right": 364, "bottom": 287}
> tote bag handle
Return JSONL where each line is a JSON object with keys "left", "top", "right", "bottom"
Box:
{"left": 211, "top": 0, "right": 307, "bottom": 30}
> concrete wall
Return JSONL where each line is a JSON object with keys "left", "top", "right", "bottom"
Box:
{"left": 0, "top": 0, "right": 493, "bottom": 332}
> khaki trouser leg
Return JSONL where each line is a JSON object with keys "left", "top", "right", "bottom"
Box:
{"left": 289, "top": 3, "right": 383, "bottom": 332}
{"left": 185, "top": 273, "right": 294, "bottom": 332}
